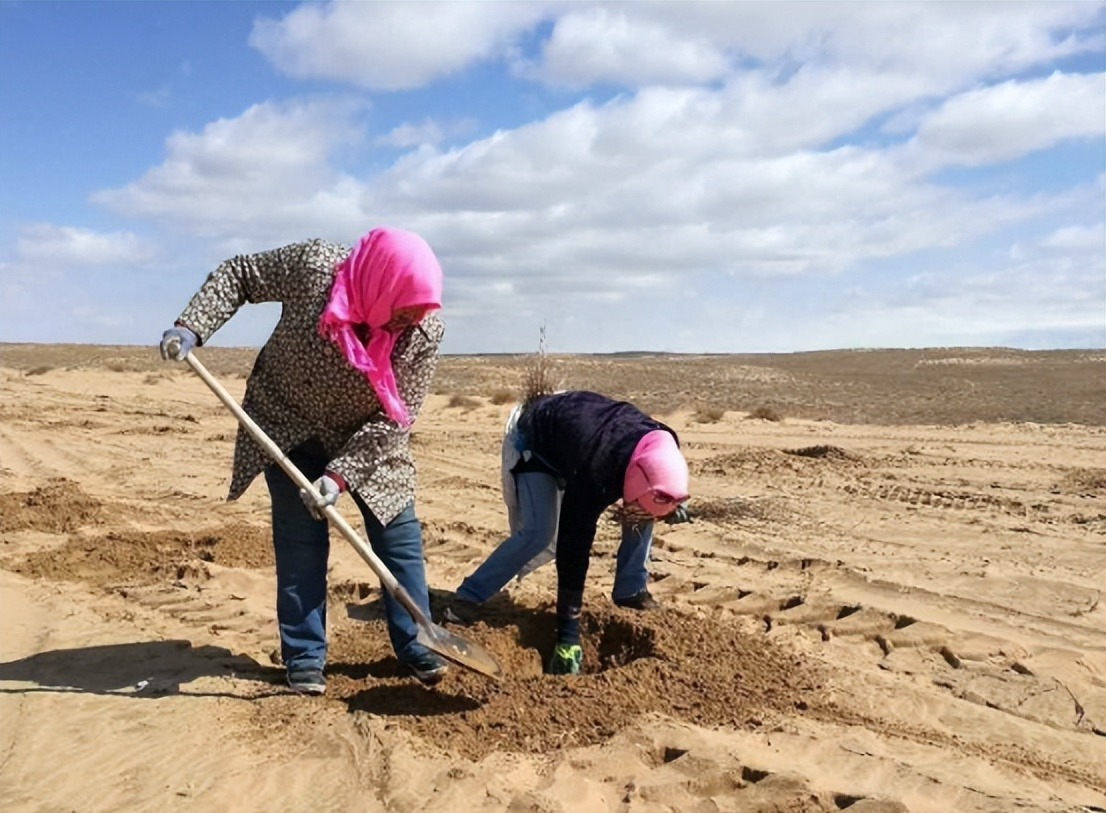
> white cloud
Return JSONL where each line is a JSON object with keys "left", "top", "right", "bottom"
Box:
{"left": 83, "top": 51, "right": 1095, "bottom": 339}
{"left": 375, "top": 119, "right": 445, "bottom": 149}
{"left": 136, "top": 84, "right": 173, "bottom": 109}
{"left": 534, "top": 6, "right": 729, "bottom": 87}
{"left": 374, "top": 117, "right": 478, "bottom": 149}
{"left": 13, "top": 223, "right": 156, "bottom": 267}
{"left": 249, "top": 2, "right": 1101, "bottom": 94}
{"left": 29, "top": 1, "right": 1097, "bottom": 353}
{"left": 911, "top": 71, "right": 1105, "bottom": 166}
{"left": 365, "top": 85, "right": 1061, "bottom": 278}
{"left": 250, "top": 1, "right": 554, "bottom": 90}
{"left": 1040, "top": 223, "right": 1105, "bottom": 251}
{"left": 90, "top": 98, "right": 370, "bottom": 245}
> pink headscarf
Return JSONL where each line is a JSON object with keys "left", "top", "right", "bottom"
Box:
{"left": 623, "top": 430, "right": 690, "bottom": 518}
{"left": 318, "top": 227, "right": 443, "bottom": 427}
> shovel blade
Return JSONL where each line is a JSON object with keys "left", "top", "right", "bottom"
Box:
{"left": 417, "top": 623, "right": 503, "bottom": 682}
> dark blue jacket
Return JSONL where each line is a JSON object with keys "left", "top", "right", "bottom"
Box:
{"left": 518, "top": 390, "right": 678, "bottom": 593}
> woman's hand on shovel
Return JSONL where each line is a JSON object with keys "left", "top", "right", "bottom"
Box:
{"left": 160, "top": 325, "right": 198, "bottom": 361}
{"left": 300, "top": 472, "right": 345, "bottom": 520}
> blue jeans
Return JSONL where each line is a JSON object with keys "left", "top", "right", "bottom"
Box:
{"left": 455, "top": 470, "right": 653, "bottom": 604}
{"left": 264, "top": 440, "right": 434, "bottom": 671}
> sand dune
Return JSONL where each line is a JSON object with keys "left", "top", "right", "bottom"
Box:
{"left": 1, "top": 346, "right": 1103, "bottom": 813}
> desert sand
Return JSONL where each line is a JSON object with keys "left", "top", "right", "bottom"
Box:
{"left": 0, "top": 344, "right": 1103, "bottom": 813}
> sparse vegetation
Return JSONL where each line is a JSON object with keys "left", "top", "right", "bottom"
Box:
{"left": 490, "top": 388, "right": 517, "bottom": 405}
{"left": 786, "top": 445, "right": 856, "bottom": 460}
{"left": 1057, "top": 467, "right": 1106, "bottom": 494}
{"left": 26, "top": 365, "right": 53, "bottom": 376}
{"left": 521, "top": 324, "right": 560, "bottom": 404}
{"left": 2, "top": 343, "right": 1103, "bottom": 426}
{"left": 748, "top": 405, "right": 782, "bottom": 422}
{"left": 447, "top": 394, "right": 482, "bottom": 410}
{"left": 692, "top": 405, "right": 726, "bottom": 423}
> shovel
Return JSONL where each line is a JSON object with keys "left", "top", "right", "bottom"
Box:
{"left": 181, "top": 350, "right": 503, "bottom": 682}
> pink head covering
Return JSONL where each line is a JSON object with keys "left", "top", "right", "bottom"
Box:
{"left": 318, "top": 227, "right": 443, "bottom": 427}
{"left": 623, "top": 430, "right": 690, "bottom": 518}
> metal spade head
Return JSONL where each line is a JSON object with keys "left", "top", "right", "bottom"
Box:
{"left": 417, "top": 623, "right": 503, "bottom": 682}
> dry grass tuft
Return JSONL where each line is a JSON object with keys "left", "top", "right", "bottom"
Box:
{"left": 26, "top": 365, "right": 53, "bottom": 376}
{"left": 1057, "top": 467, "right": 1106, "bottom": 494}
{"left": 490, "top": 388, "right": 517, "bottom": 405}
{"left": 748, "top": 405, "right": 783, "bottom": 422}
{"left": 785, "top": 444, "right": 857, "bottom": 461}
{"left": 692, "top": 405, "right": 726, "bottom": 424}
{"left": 521, "top": 324, "right": 560, "bottom": 405}
{"left": 447, "top": 394, "right": 482, "bottom": 410}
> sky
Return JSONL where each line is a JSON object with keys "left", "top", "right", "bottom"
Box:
{"left": 0, "top": 1, "right": 1103, "bottom": 355}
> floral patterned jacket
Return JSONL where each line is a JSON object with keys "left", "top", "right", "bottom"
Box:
{"left": 176, "top": 238, "right": 443, "bottom": 524}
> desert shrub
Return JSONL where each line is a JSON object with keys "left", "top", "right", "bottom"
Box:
{"left": 26, "top": 365, "right": 53, "bottom": 376}
{"left": 1058, "top": 467, "right": 1106, "bottom": 493}
{"left": 748, "top": 405, "right": 782, "bottom": 422}
{"left": 650, "top": 402, "right": 682, "bottom": 417}
{"left": 447, "top": 394, "right": 481, "bottom": 410}
{"left": 106, "top": 361, "right": 128, "bottom": 373}
{"left": 521, "top": 324, "right": 560, "bottom": 404}
{"left": 786, "top": 444, "right": 855, "bottom": 460}
{"left": 490, "top": 388, "right": 517, "bottom": 405}
{"left": 692, "top": 405, "right": 726, "bottom": 423}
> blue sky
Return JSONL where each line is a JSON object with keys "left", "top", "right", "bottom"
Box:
{"left": 0, "top": 1, "right": 1102, "bottom": 354}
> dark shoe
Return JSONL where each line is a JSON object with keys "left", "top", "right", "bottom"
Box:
{"left": 404, "top": 650, "right": 449, "bottom": 686}
{"left": 442, "top": 596, "right": 480, "bottom": 625}
{"left": 286, "top": 667, "right": 326, "bottom": 695}
{"left": 547, "top": 642, "right": 583, "bottom": 675}
{"left": 613, "top": 589, "right": 660, "bottom": 611}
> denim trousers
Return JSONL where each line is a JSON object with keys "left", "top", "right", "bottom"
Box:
{"left": 455, "top": 469, "right": 654, "bottom": 604}
{"left": 263, "top": 440, "right": 433, "bottom": 671}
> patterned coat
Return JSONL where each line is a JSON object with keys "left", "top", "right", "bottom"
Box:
{"left": 176, "top": 238, "right": 443, "bottom": 525}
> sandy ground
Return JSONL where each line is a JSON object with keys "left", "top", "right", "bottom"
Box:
{"left": 0, "top": 347, "right": 1103, "bottom": 813}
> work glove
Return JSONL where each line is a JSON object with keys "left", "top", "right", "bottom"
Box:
{"left": 159, "top": 326, "right": 198, "bottom": 361}
{"left": 664, "top": 501, "right": 694, "bottom": 525}
{"left": 299, "top": 473, "right": 344, "bottom": 520}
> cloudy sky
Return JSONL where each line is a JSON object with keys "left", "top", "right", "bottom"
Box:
{"left": 1, "top": 1, "right": 1102, "bottom": 354}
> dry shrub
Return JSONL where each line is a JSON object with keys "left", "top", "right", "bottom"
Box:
{"left": 692, "top": 405, "right": 726, "bottom": 423}
{"left": 786, "top": 444, "right": 857, "bottom": 461}
{"left": 650, "top": 402, "right": 681, "bottom": 418}
{"left": 748, "top": 405, "right": 782, "bottom": 422}
{"left": 26, "top": 365, "right": 53, "bottom": 376}
{"left": 490, "top": 388, "right": 517, "bottom": 405}
{"left": 521, "top": 324, "right": 560, "bottom": 404}
{"left": 447, "top": 394, "right": 481, "bottom": 410}
{"left": 1058, "top": 467, "right": 1106, "bottom": 494}
{"left": 106, "top": 361, "right": 128, "bottom": 373}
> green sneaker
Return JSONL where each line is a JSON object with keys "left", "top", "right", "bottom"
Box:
{"left": 548, "top": 643, "right": 583, "bottom": 675}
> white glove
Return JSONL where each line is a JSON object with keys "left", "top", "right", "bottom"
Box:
{"left": 299, "top": 474, "right": 343, "bottom": 520}
{"left": 159, "top": 326, "right": 198, "bottom": 361}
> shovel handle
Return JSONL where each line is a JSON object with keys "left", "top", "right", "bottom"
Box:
{"left": 183, "top": 351, "right": 428, "bottom": 622}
